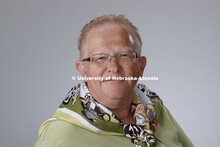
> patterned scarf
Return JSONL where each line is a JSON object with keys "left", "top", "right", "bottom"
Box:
{"left": 39, "top": 83, "right": 163, "bottom": 147}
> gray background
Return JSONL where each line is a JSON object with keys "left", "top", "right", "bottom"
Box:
{"left": 0, "top": 0, "right": 219, "bottom": 146}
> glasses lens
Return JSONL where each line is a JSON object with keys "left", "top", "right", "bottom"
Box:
{"left": 117, "top": 52, "right": 136, "bottom": 63}
{"left": 91, "top": 54, "right": 109, "bottom": 65}
{"left": 90, "top": 52, "right": 137, "bottom": 66}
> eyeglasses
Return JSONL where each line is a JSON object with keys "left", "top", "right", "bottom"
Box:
{"left": 82, "top": 51, "right": 140, "bottom": 66}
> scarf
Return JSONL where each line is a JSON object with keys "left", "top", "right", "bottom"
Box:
{"left": 39, "top": 83, "right": 163, "bottom": 147}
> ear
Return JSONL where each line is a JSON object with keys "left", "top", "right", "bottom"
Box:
{"left": 138, "top": 56, "right": 147, "bottom": 76}
{"left": 76, "top": 61, "right": 87, "bottom": 77}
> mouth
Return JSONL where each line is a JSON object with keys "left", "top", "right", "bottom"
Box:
{"left": 102, "top": 76, "right": 124, "bottom": 82}
{"left": 103, "top": 79, "right": 118, "bottom": 82}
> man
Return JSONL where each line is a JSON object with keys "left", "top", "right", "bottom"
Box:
{"left": 35, "top": 14, "right": 193, "bottom": 147}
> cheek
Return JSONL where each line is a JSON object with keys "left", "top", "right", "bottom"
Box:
{"left": 85, "top": 65, "right": 103, "bottom": 88}
{"left": 124, "top": 64, "right": 141, "bottom": 77}
{"left": 86, "top": 64, "right": 105, "bottom": 77}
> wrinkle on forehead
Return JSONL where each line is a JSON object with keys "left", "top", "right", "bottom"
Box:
{"left": 84, "top": 23, "right": 135, "bottom": 56}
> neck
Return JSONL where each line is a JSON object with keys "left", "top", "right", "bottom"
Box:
{"left": 111, "top": 106, "right": 135, "bottom": 124}
{"left": 92, "top": 92, "right": 135, "bottom": 124}
{"left": 86, "top": 83, "right": 135, "bottom": 124}
{"left": 98, "top": 96, "right": 135, "bottom": 124}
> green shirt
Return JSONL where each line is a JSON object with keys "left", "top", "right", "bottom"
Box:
{"left": 35, "top": 105, "right": 193, "bottom": 147}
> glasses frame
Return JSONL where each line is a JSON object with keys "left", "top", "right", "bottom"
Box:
{"left": 82, "top": 51, "right": 140, "bottom": 66}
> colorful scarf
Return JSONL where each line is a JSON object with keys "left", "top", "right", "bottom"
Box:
{"left": 39, "top": 83, "right": 163, "bottom": 147}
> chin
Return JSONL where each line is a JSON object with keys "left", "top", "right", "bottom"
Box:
{"left": 103, "top": 85, "right": 128, "bottom": 99}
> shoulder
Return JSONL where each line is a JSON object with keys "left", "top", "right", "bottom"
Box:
{"left": 35, "top": 120, "right": 135, "bottom": 147}
{"left": 35, "top": 120, "right": 89, "bottom": 147}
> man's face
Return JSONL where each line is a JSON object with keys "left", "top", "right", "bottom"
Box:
{"left": 77, "top": 23, "right": 146, "bottom": 109}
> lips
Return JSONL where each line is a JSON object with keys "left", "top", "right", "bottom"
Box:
{"left": 103, "top": 79, "right": 118, "bottom": 82}
{"left": 102, "top": 76, "right": 124, "bottom": 82}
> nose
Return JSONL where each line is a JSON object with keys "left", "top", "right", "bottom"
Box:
{"left": 109, "top": 56, "right": 118, "bottom": 63}
{"left": 107, "top": 57, "right": 120, "bottom": 73}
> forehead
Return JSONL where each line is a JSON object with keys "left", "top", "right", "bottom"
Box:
{"left": 84, "top": 23, "right": 134, "bottom": 54}
{"left": 88, "top": 23, "right": 129, "bottom": 38}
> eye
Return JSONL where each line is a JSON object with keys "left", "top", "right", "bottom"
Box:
{"left": 119, "top": 52, "right": 131, "bottom": 58}
{"left": 97, "top": 56, "right": 106, "bottom": 60}
{"left": 93, "top": 55, "right": 108, "bottom": 62}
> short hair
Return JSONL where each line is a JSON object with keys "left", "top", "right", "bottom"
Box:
{"left": 78, "top": 14, "right": 142, "bottom": 59}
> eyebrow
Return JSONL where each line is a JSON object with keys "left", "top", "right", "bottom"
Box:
{"left": 91, "top": 48, "right": 134, "bottom": 55}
